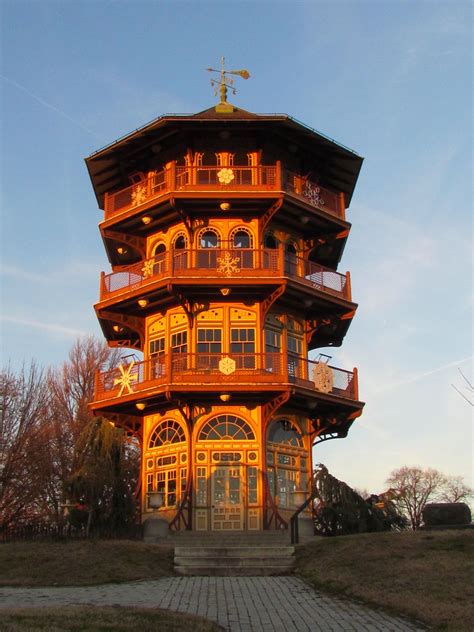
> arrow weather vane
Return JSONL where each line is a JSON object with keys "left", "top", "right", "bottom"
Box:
{"left": 207, "top": 57, "right": 250, "bottom": 105}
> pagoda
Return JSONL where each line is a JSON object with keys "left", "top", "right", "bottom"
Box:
{"left": 86, "top": 66, "right": 364, "bottom": 532}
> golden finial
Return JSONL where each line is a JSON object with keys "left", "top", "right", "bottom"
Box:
{"left": 207, "top": 57, "right": 250, "bottom": 112}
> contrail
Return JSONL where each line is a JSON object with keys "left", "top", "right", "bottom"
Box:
{"left": 375, "top": 356, "right": 473, "bottom": 394}
{"left": 2, "top": 315, "right": 88, "bottom": 338}
{"left": 0, "top": 73, "right": 101, "bottom": 138}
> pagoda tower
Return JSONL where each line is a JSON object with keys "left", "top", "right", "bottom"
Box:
{"left": 86, "top": 80, "right": 364, "bottom": 532}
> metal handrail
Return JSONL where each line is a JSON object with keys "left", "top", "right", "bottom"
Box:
{"left": 103, "top": 162, "right": 343, "bottom": 220}
{"left": 100, "top": 248, "right": 350, "bottom": 301}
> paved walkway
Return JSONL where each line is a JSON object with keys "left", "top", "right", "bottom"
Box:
{"left": 0, "top": 576, "right": 424, "bottom": 631}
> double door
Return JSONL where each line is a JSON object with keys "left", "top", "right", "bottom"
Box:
{"left": 211, "top": 465, "right": 243, "bottom": 530}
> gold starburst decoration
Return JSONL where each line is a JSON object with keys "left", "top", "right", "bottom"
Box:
{"left": 114, "top": 362, "right": 138, "bottom": 396}
{"left": 141, "top": 259, "right": 154, "bottom": 278}
{"left": 132, "top": 184, "right": 148, "bottom": 206}
{"left": 217, "top": 168, "right": 235, "bottom": 184}
{"left": 312, "top": 363, "right": 334, "bottom": 394}
{"left": 217, "top": 252, "right": 241, "bottom": 277}
{"left": 219, "top": 356, "right": 236, "bottom": 375}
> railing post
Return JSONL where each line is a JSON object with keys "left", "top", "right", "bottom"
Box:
{"left": 339, "top": 191, "right": 346, "bottom": 220}
{"left": 353, "top": 367, "right": 359, "bottom": 401}
{"left": 104, "top": 192, "right": 109, "bottom": 216}
{"left": 345, "top": 270, "right": 352, "bottom": 301}
{"left": 278, "top": 243, "right": 285, "bottom": 277}
{"left": 276, "top": 160, "right": 282, "bottom": 191}
{"left": 100, "top": 271, "right": 106, "bottom": 300}
{"left": 169, "top": 161, "right": 176, "bottom": 192}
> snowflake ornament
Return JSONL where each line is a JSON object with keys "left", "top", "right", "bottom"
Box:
{"left": 217, "top": 168, "right": 235, "bottom": 185}
{"left": 312, "top": 362, "right": 334, "bottom": 394}
{"left": 217, "top": 252, "right": 241, "bottom": 277}
{"left": 131, "top": 184, "right": 148, "bottom": 206}
{"left": 141, "top": 259, "right": 154, "bottom": 278}
{"left": 113, "top": 362, "right": 139, "bottom": 396}
{"left": 302, "top": 182, "right": 325, "bottom": 209}
{"left": 219, "top": 356, "right": 236, "bottom": 375}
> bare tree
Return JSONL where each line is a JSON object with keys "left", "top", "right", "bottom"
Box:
{"left": 0, "top": 363, "right": 50, "bottom": 530}
{"left": 43, "top": 337, "right": 123, "bottom": 520}
{"left": 385, "top": 466, "right": 447, "bottom": 530}
{"left": 438, "top": 475, "right": 473, "bottom": 503}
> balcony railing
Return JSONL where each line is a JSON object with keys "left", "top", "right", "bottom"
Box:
{"left": 99, "top": 249, "right": 350, "bottom": 302}
{"left": 93, "top": 353, "right": 358, "bottom": 402}
{"left": 103, "top": 163, "right": 344, "bottom": 220}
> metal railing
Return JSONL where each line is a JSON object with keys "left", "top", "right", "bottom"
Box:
{"left": 103, "top": 162, "right": 344, "bottom": 220}
{"left": 94, "top": 353, "right": 358, "bottom": 402}
{"left": 99, "top": 249, "right": 350, "bottom": 301}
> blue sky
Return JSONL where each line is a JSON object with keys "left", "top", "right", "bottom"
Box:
{"left": 1, "top": 1, "right": 472, "bottom": 495}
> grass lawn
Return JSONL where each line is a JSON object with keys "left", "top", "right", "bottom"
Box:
{"left": 0, "top": 540, "right": 174, "bottom": 587}
{"left": 0, "top": 606, "right": 221, "bottom": 631}
{"left": 1, "top": 530, "right": 472, "bottom": 630}
{"left": 295, "top": 529, "right": 474, "bottom": 631}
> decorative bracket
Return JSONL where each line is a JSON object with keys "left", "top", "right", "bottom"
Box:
{"left": 170, "top": 197, "right": 194, "bottom": 243}
{"left": 167, "top": 284, "right": 207, "bottom": 329}
{"left": 260, "top": 284, "right": 285, "bottom": 322}
{"left": 259, "top": 198, "right": 283, "bottom": 235}
{"left": 262, "top": 390, "right": 291, "bottom": 429}
{"left": 102, "top": 228, "right": 146, "bottom": 259}
{"left": 100, "top": 310, "right": 145, "bottom": 346}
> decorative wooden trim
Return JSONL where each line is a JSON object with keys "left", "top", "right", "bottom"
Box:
{"left": 260, "top": 284, "right": 285, "bottom": 322}
{"left": 259, "top": 197, "right": 283, "bottom": 235}
{"left": 99, "top": 310, "right": 145, "bottom": 345}
{"left": 102, "top": 228, "right": 146, "bottom": 259}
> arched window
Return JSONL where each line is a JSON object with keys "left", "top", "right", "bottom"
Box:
{"left": 149, "top": 419, "right": 186, "bottom": 448}
{"left": 173, "top": 233, "right": 188, "bottom": 271}
{"left": 231, "top": 228, "right": 253, "bottom": 268}
{"left": 198, "top": 228, "right": 220, "bottom": 268}
{"left": 263, "top": 233, "right": 279, "bottom": 271}
{"left": 268, "top": 419, "right": 303, "bottom": 447}
{"left": 152, "top": 243, "right": 166, "bottom": 276}
{"left": 267, "top": 419, "right": 307, "bottom": 509}
{"left": 145, "top": 419, "right": 187, "bottom": 510}
{"left": 285, "top": 241, "right": 298, "bottom": 277}
{"left": 198, "top": 414, "right": 255, "bottom": 441}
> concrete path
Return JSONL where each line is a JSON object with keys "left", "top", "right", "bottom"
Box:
{"left": 0, "top": 576, "right": 424, "bottom": 631}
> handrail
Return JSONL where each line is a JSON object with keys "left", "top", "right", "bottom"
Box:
{"left": 263, "top": 472, "right": 288, "bottom": 530}
{"left": 99, "top": 248, "right": 350, "bottom": 301}
{"left": 290, "top": 494, "right": 315, "bottom": 544}
{"left": 94, "top": 353, "right": 357, "bottom": 402}
{"left": 103, "top": 162, "right": 344, "bottom": 220}
{"left": 169, "top": 472, "right": 193, "bottom": 532}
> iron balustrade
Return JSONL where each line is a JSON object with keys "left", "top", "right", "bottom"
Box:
{"left": 93, "top": 353, "right": 358, "bottom": 402}
{"left": 103, "top": 163, "right": 344, "bottom": 219}
{"left": 99, "top": 249, "right": 350, "bottom": 301}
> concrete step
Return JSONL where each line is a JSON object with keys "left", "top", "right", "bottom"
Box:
{"left": 175, "top": 556, "right": 295, "bottom": 569}
{"left": 174, "top": 565, "right": 295, "bottom": 576}
{"left": 173, "top": 541, "right": 295, "bottom": 576}
{"left": 174, "top": 546, "right": 295, "bottom": 557}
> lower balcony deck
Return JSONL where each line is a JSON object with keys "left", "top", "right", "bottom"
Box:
{"left": 93, "top": 352, "right": 360, "bottom": 414}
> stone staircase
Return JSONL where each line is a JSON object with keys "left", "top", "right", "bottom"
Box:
{"left": 169, "top": 531, "right": 295, "bottom": 576}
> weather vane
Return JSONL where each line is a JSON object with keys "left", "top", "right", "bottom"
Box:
{"left": 207, "top": 57, "right": 250, "bottom": 108}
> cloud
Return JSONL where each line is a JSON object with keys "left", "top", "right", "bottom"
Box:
{"left": 1, "top": 315, "right": 88, "bottom": 339}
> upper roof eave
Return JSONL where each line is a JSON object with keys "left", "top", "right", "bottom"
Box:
{"left": 85, "top": 105, "right": 364, "bottom": 208}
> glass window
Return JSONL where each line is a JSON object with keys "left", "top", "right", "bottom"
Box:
{"left": 198, "top": 415, "right": 255, "bottom": 441}
{"left": 149, "top": 419, "right": 185, "bottom": 448}
{"left": 196, "top": 467, "right": 207, "bottom": 505}
{"left": 231, "top": 328, "right": 255, "bottom": 369}
{"left": 248, "top": 466, "right": 258, "bottom": 504}
{"left": 200, "top": 230, "right": 219, "bottom": 248}
{"left": 268, "top": 420, "right": 303, "bottom": 447}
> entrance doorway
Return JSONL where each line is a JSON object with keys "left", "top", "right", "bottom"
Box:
{"left": 211, "top": 465, "right": 243, "bottom": 530}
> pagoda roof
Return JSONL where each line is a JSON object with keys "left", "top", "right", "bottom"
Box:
{"left": 85, "top": 105, "right": 363, "bottom": 209}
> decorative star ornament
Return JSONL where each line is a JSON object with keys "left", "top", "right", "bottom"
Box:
{"left": 217, "top": 252, "right": 241, "bottom": 277}
{"left": 219, "top": 356, "right": 236, "bottom": 375}
{"left": 141, "top": 259, "right": 154, "bottom": 278}
{"left": 132, "top": 184, "right": 148, "bottom": 206}
{"left": 312, "top": 363, "right": 334, "bottom": 394}
{"left": 114, "top": 362, "right": 139, "bottom": 396}
{"left": 217, "top": 168, "right": 235, "bottom": 185}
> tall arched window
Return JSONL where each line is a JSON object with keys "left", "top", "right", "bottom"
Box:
{"left": 152, "top": 242, "right": 166, "bottom": 276}
{"left": 198, "top": 228, "right": 220, "bottom": 268}
{"left": 145, "top": 419, "right": 187, "bottom": 510}
{"left": 231, "top": 228, "right": 253, "bottom": 268}
{"left": 264, "top": 233, "right": 279, "bottom": 271}
{"left": 173, "top": 233, "right": 188, "bottom": 271}
{"left": 267, "top": 419, "right": 307, "bottom": 509}
{"left": 198, "top": 414, "right": 255, "bottom": 441}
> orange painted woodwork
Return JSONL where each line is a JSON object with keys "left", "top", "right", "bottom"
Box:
{"left": 86, "top": 104, "right": 364, "bottom": 532}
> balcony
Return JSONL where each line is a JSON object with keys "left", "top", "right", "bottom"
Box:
{"left": 103, "top": 164, "right": 345, "bottom": 221}
{"left": 93, "top": 353, "right": 358, "bottom": 404}
{"left": 99, "top": 249, "right": 351, "bottom": 303}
